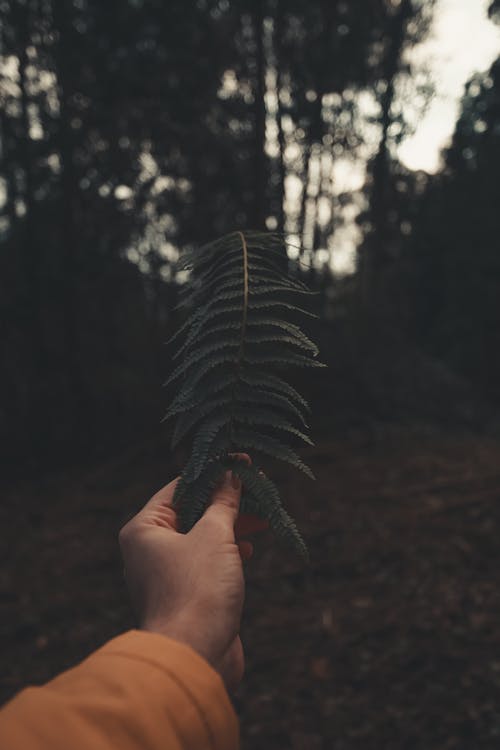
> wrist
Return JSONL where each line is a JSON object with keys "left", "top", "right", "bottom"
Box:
{"left": 141, "top": 615, "right": 215, "bottom": 668}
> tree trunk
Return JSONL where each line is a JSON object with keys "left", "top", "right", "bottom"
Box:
{"left": 17, "top": 0, "right": 46, "bottom": 366}
{"left": 361, "top": 0, "right": 413, "bottom": 299}
{"left": 53, "top": 0, "right": 87, "bottom": 432}
{"left": 298, "top": 141, "right": 311, "bottom": 254}
{"left": 0, "top": 0, "right": 17, "bottom": 230}
{"left": 252, "top": 0, "right": 267, "bottom": 230}
{"left": 273, "top": 4, "right": 286, "bottom": 234}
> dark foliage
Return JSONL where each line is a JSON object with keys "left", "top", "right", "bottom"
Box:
{"left": 164, "top": 231, "right": 325, "bottom": 559}
{"left": 0, "top": 0, "right": 445, "bottom": 468}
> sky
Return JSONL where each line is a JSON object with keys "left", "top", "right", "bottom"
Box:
{"left": 398, "top": 0, "right": 500, "bottom": 172}
{"left": 326, "top": 0, "right": 500, "bottom": 274}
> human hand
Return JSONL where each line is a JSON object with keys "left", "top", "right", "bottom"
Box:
{"left": 119, "top": 455, "right": 268, "bottom": 692}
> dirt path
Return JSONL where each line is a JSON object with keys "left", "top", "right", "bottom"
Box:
{"left": 2, "top": 429, "right": 500, "bottom": 749}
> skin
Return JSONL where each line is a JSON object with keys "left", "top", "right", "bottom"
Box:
{"left": 119, "top": 453, "right": 268, "bottom": 693}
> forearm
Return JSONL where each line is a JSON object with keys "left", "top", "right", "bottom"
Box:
{"left": 0, "top": 630, "right": 239, "bottom": 750}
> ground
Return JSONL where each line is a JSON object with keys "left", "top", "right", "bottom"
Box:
{"left": 2, "top": 426, "right": 500, "bottom": 749}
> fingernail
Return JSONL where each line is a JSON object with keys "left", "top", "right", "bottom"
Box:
{"left": 231, "top": 471, "right": 241, "bottom": 491}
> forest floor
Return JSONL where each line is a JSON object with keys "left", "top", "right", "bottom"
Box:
{"left": 2, "top": 424, "right": 500, "bottom": 749}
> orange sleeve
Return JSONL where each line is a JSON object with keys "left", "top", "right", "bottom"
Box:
{"left": 0, "top": 630, "right": 239, "bottom": 750}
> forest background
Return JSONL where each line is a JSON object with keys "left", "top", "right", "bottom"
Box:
{"left": 2, "top": 1, "right": 500, "bottom": 748}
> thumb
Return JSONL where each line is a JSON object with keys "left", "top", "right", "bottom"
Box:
{"left": 199, "top": 470, "right": 242, "bottom": 538}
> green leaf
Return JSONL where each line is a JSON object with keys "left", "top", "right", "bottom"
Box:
{"left": 165, "top": 338, "right": 239, "bottom": 385}
{"left": 171, "top": 396, "right": 231, "bottom": 447}
{"left": 164, "top": 372, "right": 236, "bottom": 419}
{"left": 244, "top": 351, "right": 326, "bottom": 370}
{"left": 184, "top": 414, "right": 230, "bottom": 480}
{"left": 230, "top": 405, "right": 313, "bottom": 445}
{"left": 165, "top": 230, "right": 324, "bottom": 562}
{"left": 223, "top": 457, "right": 309, "bottom": 560}
{"left": 174, "top": 460, "right": 227, "bottom": 532}
{"left": 245, "top": 331, "right": 319, "bottom": 356}
{"left": 235, "top": 384, "right": 309, "bottom": 426}
{"left": 239, "top": 371, "right": 311, "bottom": 412}
{"left": 229, "top": 428, "right": 315, "bottom": 479}
{"left": 169, "top": 351, "right": 239, "bottom": 395}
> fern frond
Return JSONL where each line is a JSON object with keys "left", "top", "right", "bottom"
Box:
{"left": 164, "top": 372, "right": 236, "bottom": 419}
{"left": 164, "top": 230, "right": 324, "bottom": 560}
{"left": 228, "top": 429, "right": 315, "bottom": 480}
{"left": 167, "top": 351, "right": 240, "bottom": 393}
{"left": 171, "top": 395, "right": 230, "bottom": 447}
{"left": 183, "top": 260, "right": 309, "bottom": 305}
{"left": 244, "top": 332, "right": 318, "bottom": 356}
{"left": 247, "top": 319, "right": 318, "bottom": 354}
{"left": 224, "top": 456, "right": 309, "bottom": 561}
{"left": 165, "top": 338, "right": 239, "bottom": 385}
{"left": 174, "top": 300, "right": 318, "bottom": 359}
{"left": 174, "top": 461, "right": 227, "bottom": 532}
{"left": 172, "top": 391, "right": 311, "bottom": 448}
{"left": 234, "top": 385, "right": 309, "bottom": 426}
{"left": 244, "top": 350, "right": 326, "bottom": 369}
{"left": 238, "top": 371, "right": 311, "bottom": 412}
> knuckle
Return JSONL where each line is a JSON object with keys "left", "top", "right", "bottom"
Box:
{"left": 215, "top": 490, "right": 238, "bottom": 507}
{"left": 203, "top": 506, "right": 232, "bottom": 533}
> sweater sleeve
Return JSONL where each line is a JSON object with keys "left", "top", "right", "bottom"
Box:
{"left": 0, "top": 630, "right": 239, "bottom": 750}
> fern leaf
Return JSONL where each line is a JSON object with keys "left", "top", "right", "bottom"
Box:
{"left": 185, "top": 258, "right": 307, "bottom": 301}
{"left": 238, "top": 371, "right": 311, "bottom": 412}
{"left": 235, "top": 385, "right": 309, "bottom": 426}
{"left": 245, "top": 332, "right": 319, "bottom": 356}
{"left": 224, "top": 457, "right": 309, "bottom": 561}
{"left": 167, "top": 351, "right": 238, "bottom": 394}
{"left": 174, "top": 461, "right": 227, "bottom": 532}
{"left": 165, "top": 338, "right": 239, "bottom": 385}
{"left": 171, "top": 391, "right": 310, "bottom": 447}
{"left": 184, "top": 415, "right": 229, "bottom": 481}
{"left": 245, "top": 350, "right": 326, "bottom": 370}
{"left": 164, "top": 230, "right": 323, "bottom": 560}
{"left": 231, "top": 406, "right": 313, "bottom": 445}
{"left": 175, "top": 318, "right": 318, "bottom": 361}
{"left": 164, "top": 372, "right": 236, "bottom": 419}
{"left": 171, "top": 395, "right": 230, "bottom": 447}
{"left": 247, "top": 299, "right": 318, "bottom": 317}
{"left": 175, "top": 300, "right": 318, "bottom": 358}
{"left": 229, "top": 428, "right": 315, "bottom": 480}
{"left": 247, "top": 318, "right": 318, "bottom": 353}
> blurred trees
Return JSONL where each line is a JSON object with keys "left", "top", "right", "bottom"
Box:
{"left": 1, "top": 0, "right": 499, "bottom": 465}
{"left": 403, "top": 54, "right": 500, "bottom": 398}
{"left": 358, "top": 0, "right": 434, "bottom": 299}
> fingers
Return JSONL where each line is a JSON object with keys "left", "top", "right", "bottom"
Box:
{"left": 230, "top": 458, "right": 269, "bottom": 540}
{"left": 234, "top": 513, "right": 269, "bottom": 539}
{"left": 135, "top": 454, "right": 265, "bottom": 538}
{"left": 133, "top": 477, "right": 180, "bottom": 531}
{"left": 228, "top": 451, "right": 252, "bottom": 467}
{"left": 143, "top": 477, "right": 180, "bottom": 511}
{"left": 238, "top": 540, "right": 253, "bottom": 560}
{"left": 197, "top": 470, "right": 242, "bottom": 540}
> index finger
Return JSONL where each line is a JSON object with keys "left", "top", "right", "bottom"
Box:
{"left": 145, "top": 477, "right": 180, "bottom": 508}
{"left": 136, "top": 476, "right": 180, "bottom": 530}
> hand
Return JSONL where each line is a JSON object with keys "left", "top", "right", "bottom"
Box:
{"left": 118, "top": 455, "right": 268, "bottom": 692}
